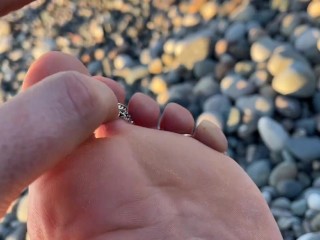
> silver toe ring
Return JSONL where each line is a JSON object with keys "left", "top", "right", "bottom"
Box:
{"left": 118, "top": 103, "right": 134, "bottom": 124}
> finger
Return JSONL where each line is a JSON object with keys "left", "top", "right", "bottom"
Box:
{"left": 23, "top": 52, "right": 126, "bottom": 104}
{"left": 0, "top": 0, "right": 34, "bottom": 16}
{"left": 23, "top": 51, "right": 89, "bottom": 89}
{"left": 0, "top": 71, "right": 118, "bottom": 216}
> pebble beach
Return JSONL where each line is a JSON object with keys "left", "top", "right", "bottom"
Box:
{"left": 1, "top": 0, "right": 320, "bottom": 239}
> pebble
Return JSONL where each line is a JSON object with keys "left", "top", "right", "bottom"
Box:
{"left": 308, "top": 193, "right": 320, "bottom": 211}
{"left": 220, "top": 74, "right": 256, "bottom": 100}
{"left": 5, "top": 223, "right": 26, "bottom": 240}
{"left": 250, "top": 37, "right": 277, "bottom": 63}
{"left": 269, "top": 161, "right": 297, "bottom": 187}
{"left": 311, "top": 213, "right": 320, "bottom": 231}
{"left": 225, "top": 22, "right": 246, "bottom": 43}
{"left": 276, "top": 179, "right": 303, "bottom": 199}
{"left": 285, "top": 137, "right": 320, "bottom": 162}
{"left": 291, "top": 199, "right": 308, "bottom": 217}
{"left": 0, "top": 20, "right": 11, "bottom": 37}
{"left": 280, "top": 13, "right": 302, "bottom": 37}
{"left": 193, "top": 75, "right": 220, "bottom": 100}
{"left": 175, "top": 33, "right": 211, "bottom": 70}
{"left": 229, "top": 3, "right": 256, "bottom": 22}
{"left": 272, "top": 62, "right": 316, "bottom": 98}
{"left": 236, "top": 95, "right": 274, "bottom": 117}
{"left": 267, "top": 45, "right": 309, "bottom": 77}
{"left": 307, "top": 1, "right": 320, "bottom": 19}
{"left": 203, "top": 94, "right": 232, "bottom": 118}
{"left": 277, "top": 216, "right": 300, "bottom": 231}
{"left": 249, "top": 70, "right": 270, "bottom": 87}
{"left": 298, "top": 232, "right": 320, "bottom": 240}
{"left": 234, "top": 61, "right": 255, "bottom": 78}
{"left": 114, "top": 54, "right": 134, "bottom": 70}
{"left": 226, "top": 107, "right": 241, "bottom": 133}
{"left": 272, "top": 197, "right": 291, "bottom": 209}
{"left": 16, "top": 195, "right": 28, "bottom": 223}
{"left": 258, "top": 117, "right": 289, "bottom": 152}
{"left": 294, "top": 28, "right": 320, "bottom": 64}
{"left": 148, "top": 58, "right": 163, "bottom": 75}
{"left": 295, "top": 118, "right": 316, "bottom": 135}
{"left": 114, "top": 65, "right": 149, "bottom": 85}
{"left": 200, "top": 2, "right": 218, "bottom": 21}
{"left": 246, "top": 159, "right": 271, "bottom": 187}
{"left": 193, "top": 59, "right": 216, "bottom": 79}
{"left": 275, "top": 96, "right": 302, "bottom": 119}
{"left": 313, "top": 92, "right": 320, "bottom": 113}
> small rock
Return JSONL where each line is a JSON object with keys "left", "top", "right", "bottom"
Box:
{"left": 220, "top": 74, "right": 256, "bottom": 100}
{"left": 277, "top": 216, "right": 300, "bottom": 230}
{"left": 193, "top": 75, "right": 220, "bottom": 99}
{"left": 193, "top": 59, "right": 215, "bottom": 79}
{"left": 182, "top": 14, "right": 201, "bottom": 27}
{"left": 250, "top": 37, "right": 277, "bottom": 63}
{"left": 200, "top": 2, "right": 219, "bottom": 21}
{"left": 294, "top": 28, "right": 320, "bottom": 64}
{"left": 225, "top": 22, "right": 246, "bottom": 43}
{"left": 249, "top": 70, "right": 270, "bottom": 87}
{"left": 272, "top": 197, "right": 291, "bottom": 209}
{"left": 281, "top": 13, "right": 302, "bottom": 37}
{"left": 87, "top": 61, "right": 102, "bottom": 75}
{"left": 203, "top": 94, "right": 232, "bottom": 118}
{"left": 298, "top": 232, "right": 320, "bottom": 240}
{"left": 140, "top": 49, "right": 153, "bottom": 65}
{"left": 163, "top": 39, "right": 176, "bottom": 55}
{"left": 267, "top": 45, "right": 309, "bottom": 77}
{"left": 114, "top": 65, "right": 149, "bottom": 85}
{"left": 16, "top": 195, "right": 28, "bottom": 223}
{"left": 271, "top": 0, "right": 290, "bottom": 12}
{"left": 291, "top": 199, "right": 308, "bottom": 217}
{"left": 114, "top": 54, "right": 134, "bottom": 70}
{"left": 276, "top": 179, "right": 303, "bottom": 199}
{"left": 311, "top": 214, "right": 320, "bottom": 231}
{"left": 215, "top": 39, "right": 228, "bottom": 57}
{"left": 236, "top": 95, "right": 274, "bottom": 117}
{"left": 0, "top": 37, "right": 12, "bottom": 54}
{"left": 229, "top": 3, "right": 256, "bottom": 22}
{"left": 307, "top": 1, "right": 320, "bottom": 19}
{"left": 295, "top": 118, "right": 316, "bottom": 135}
{"left": 149, "top": 76, "right": 167, "bottom": 95}
{"left": 285, "top": 137, "right": 320, "bottom": 162}
{"left": 175, "top": 32, "right": 211, "bottom": 70}
{"left": 226, "top": 107, "right": 241, "bottom": 133}
{"left": 148, "top": 58, "right": 163, "bottom": 75}
{"left": 275, "top": 96, "right": 301, "bottom": 119}
{"left": 272, "top": 62, "right": 316, "bottom": 98}
{"left": 246, "top": 159, "right": 271, "bottom": 187}
{"left": 313, "top": 92, "right": 320, "bottom": 113}
{"left": 258, "top": 117, "right": 289, "bottom": 152}
{"left": 5, "top": 223, "right": 26, "bottom": 240}
{"left": 0, "top": 20, "right": 11, "bottom": 37}
{"left": 269, "top": 161, "right": 297, "bottom": 187}
{"left": 308, "top": 193, "right": 320, "bottom": 211}
{"left": 234, "top": 61, "right": 255, "bottom": 78}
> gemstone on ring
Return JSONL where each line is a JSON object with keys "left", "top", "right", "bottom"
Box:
{"left": 118, "top": 103, "right": 134, "bottom": 124}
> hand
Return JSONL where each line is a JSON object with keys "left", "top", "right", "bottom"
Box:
{"left": 0, "top": 51, "right": 122, "bottom": 216}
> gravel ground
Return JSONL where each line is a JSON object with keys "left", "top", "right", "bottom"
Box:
{"left": 1, "top": 0, "right": 320, "bottom": 239}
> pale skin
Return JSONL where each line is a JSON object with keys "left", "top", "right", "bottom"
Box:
{"left": 0, "top": 1, "right": 283, "bottom": 239}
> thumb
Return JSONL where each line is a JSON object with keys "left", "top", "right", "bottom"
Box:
{"left": 0, "top": 71, "right": 118, "bottom": 215}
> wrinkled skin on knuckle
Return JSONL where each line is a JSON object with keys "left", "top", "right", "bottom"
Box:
{"left": 58, "top": 71, "right": 100, "bottom": 123}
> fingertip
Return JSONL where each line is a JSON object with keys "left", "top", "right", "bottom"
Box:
{"left": 23, "top": 51, "right": 89, "bottom": 90}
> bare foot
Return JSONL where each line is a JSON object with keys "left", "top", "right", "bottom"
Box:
{"left": 26, "top": 52, "right": 282, "bottom": 240}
